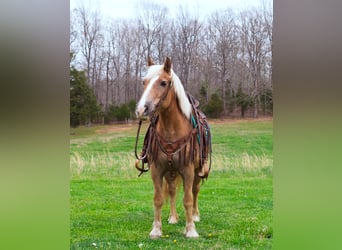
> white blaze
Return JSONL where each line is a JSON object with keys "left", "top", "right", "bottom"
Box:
{"left": 136, "top": 75, "right": 158, "bottom": 117}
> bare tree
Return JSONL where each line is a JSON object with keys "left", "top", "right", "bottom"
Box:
{"left": 131, "top": 23, "right": 146, "bottom": 101}
{"left": 108, "top": 20, "right": 125, "bottom": 104}
{"left": 240, "top": 8, "right": 269, "bottom": 118}
{"left": 92, "top": 31, "right": 105, "bottom": 101}
{"left": 208, "top": 9, "right": 238, "bottom": 114}
{"left": 136, "top": 1, "right": 169, "bottom": 61}
{"left": 103, "top": 39, "right": 113, "bottom": 113}
{"left": 70, "top": 2, "right": 273, "bottom": 119}
{"left": 261, "top": 2, "right": 273, "bottom": 115}
{"left": 121, "top": 21, "right": 133, "bottom": 103}
{"left": 70, "top": 9, "right": 79, "bottom": 59}
{"left": 172, "top": 6, "right": 202, "bottom": 89}
{"left": 75, "top": 5, "right": 102, "bottom": 90}
{"left": 197, "top": 24, "right": 216, "bottom": 103}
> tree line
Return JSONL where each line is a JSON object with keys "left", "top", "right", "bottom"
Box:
{"left": 70, "top": 1, "right": 272, "bottom": 126}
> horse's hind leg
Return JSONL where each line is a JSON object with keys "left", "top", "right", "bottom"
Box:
{"left": 192, "top": 172, "right": 201, "bottom": 222}
{"left": 181, "top": 164, "right": 199, "bottom": 238}
{"left": 150, "top": 165, "right": 163, "bottom": 239}
{"left": 165, "top": 173, "right": 179, "bottom": 224}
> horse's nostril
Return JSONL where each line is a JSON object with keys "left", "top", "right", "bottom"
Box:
{"left": 144, "top": 105, "right": 148, "bottom": 113}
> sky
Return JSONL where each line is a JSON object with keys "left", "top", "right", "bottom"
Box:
{"left": 70, "top": 0, "right": 271, "bottom": 20}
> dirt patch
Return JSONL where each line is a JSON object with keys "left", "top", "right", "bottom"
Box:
{"left": 93, "top": 117, "right": 272, "bottom": 134}
{"left": 95, "top": 123, "right": 134, "bottom": 134}
{"left": 208, "top": 116, "right": 272, "bottom": 124}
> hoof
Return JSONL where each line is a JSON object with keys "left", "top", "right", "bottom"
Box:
{"left": 193, "top": 215, "right": 200, "bottom": 222}
{"left": 149, "top": 229, "right": 162, "bottom": 239}
{"left": 149, "top": 222, "right": 162, "bottom": 239}
{"left": 184, "top": 223, "right": 199, "bottom": 238}
{"left": 168, "top": 215, "right": 178, "bottom": 224}
{"left": 185, "top": 229, "right": 199, "bottom": 238}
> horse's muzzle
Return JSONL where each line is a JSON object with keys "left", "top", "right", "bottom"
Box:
{"left": 136, "top": 104, "right": 149, "bottom": 119}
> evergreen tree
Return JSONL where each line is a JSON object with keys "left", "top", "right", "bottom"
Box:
{"left": 128, "top": 99, "right": 137, "bottom": 120}
{"left": 225, "top": 79, "right": 235, "bottom": 113}
{"left": 260, "top": 88, "right": 273, "bottom": 115}
{"left": 70, "top": 67, "right": 100, "bottom": 127}
{"left": 235, "top": 84, "right": 252, "bottom": 118}
{"left": 204, "top": 93, "right": 223, "bottom": 118}
{"left": 199, "top": 80, "right": 209, "bottom": 109}
{"left": 115, "top": 104, "right": 130, "bottom": 121}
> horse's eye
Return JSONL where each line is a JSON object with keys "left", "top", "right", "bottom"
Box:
{"left": 160, "top": 81, "right": 167, "bottom": 87}
{"left": 142, "top": 81, "right": 145, "bottom": 86}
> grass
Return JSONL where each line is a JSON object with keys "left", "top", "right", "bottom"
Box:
{"left": 70, "top": 118, "right": 273, "bottom": 249}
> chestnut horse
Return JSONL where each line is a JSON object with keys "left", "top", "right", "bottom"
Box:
{"left": 135, "top": 57, "right": 211, "bottom": 238}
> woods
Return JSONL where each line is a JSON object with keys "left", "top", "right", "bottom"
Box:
{"left": 70, "top": 2, "right": 272, "bottom": 125}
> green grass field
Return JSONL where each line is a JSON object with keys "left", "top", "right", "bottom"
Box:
{"left": 70, "top": 118, "right": 273, "bottom": 249}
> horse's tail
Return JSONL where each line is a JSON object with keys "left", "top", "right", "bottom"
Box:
{"left": 163, "top": 175, "right": 182, "bottom": 202}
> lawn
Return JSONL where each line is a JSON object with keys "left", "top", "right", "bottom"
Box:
{"left": 70, "top": 118, "right": 273, "bottom": 249}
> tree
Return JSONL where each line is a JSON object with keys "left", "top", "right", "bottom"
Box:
{"left": 172, "top": 6, "right": 202, "bottom": 89}
{"left": 235, "top": 84, "right": 252, "bottom": 118}
{"left": 199, "top": 80, "right": 209, "bottom": 108}
{"left": 115, "top": 104, "right": 130, "bottom": 121}
{"left": 260, "top": 88, "right": 273, "bottom": 115}
{"left": 74, "top": 4, "right": 104, "bottom": 102}
{"left": 128, "top": 99, "right": 137, "bottom": 120}
{"left": 225, "top": 79, "right": 235, "bottom": 113}
{"left": 70, "top": 3, "right": 273, "bottom": 120}
{"left": 204, "top": 93, "right": 223, "bottom": 118}
{"left": 104, "top": 101, "right": 134, "bottom": 123}
{"left": 137, "top": 1, "right": 169, "bottom": 60}
{"left": 240, "top": 9, "right": 269, "bottom": 118}
{"left": 208, "top": 9, "right": 238, "bottom": 115}
{"left": 70, "top": 67, "right": 100, "bottom": 127}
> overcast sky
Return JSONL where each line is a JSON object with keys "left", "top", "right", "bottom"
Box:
{"left": 70, "top": 0, "right": 271, "bottom": 20}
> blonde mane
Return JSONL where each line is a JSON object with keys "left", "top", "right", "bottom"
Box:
{"left": 170, "top": 70, "right": 192, "bottom": 120}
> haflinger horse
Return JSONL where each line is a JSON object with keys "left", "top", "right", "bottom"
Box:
{"left": 135, "top": 57, "right": 211, "bottom": 238}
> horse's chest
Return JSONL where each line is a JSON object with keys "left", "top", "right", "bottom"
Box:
{"left": 149, "top": 136, "right": 199, "bottom": 169}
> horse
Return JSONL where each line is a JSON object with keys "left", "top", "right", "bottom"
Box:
{"left": 135, "top": 57, "right": 211, "bottom": 238}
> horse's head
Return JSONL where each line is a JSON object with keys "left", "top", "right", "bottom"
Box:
{"left": 136, "top": 57, "right": 174, "bottom": 118}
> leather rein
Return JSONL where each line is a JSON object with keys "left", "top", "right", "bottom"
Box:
{"left": 134, "top": 119, "right": 148, "bottom": 161}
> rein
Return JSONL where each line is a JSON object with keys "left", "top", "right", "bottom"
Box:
{"left": 134, "top": 119, "right": 151, "bottom": 175}
{"left": 134, "top": 119, "right": 146, "bottom": 160}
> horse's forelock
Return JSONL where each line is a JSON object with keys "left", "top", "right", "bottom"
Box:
{"left": 144, "top": 65, "right": 163, "bottom": 81}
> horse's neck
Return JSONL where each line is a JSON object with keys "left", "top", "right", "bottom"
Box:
{"left": 156, "top": 102, "right": 191, "bottom": 140}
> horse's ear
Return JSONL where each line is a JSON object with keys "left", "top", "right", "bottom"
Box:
{"left": 147, "top": 57, "right": 154, "bottom": 66}
{"left": 164, "top": 57, "right": 172, "bottom": 73}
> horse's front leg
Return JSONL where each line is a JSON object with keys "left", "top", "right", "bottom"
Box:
{"left": 150, "top": 164, "right": 164, "bottom": 239}
{"left": 165, "top": 173, "right": 179, "bottom": 224}
{"left": 181, "top": 164, "right": 199, "bottom": 238}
